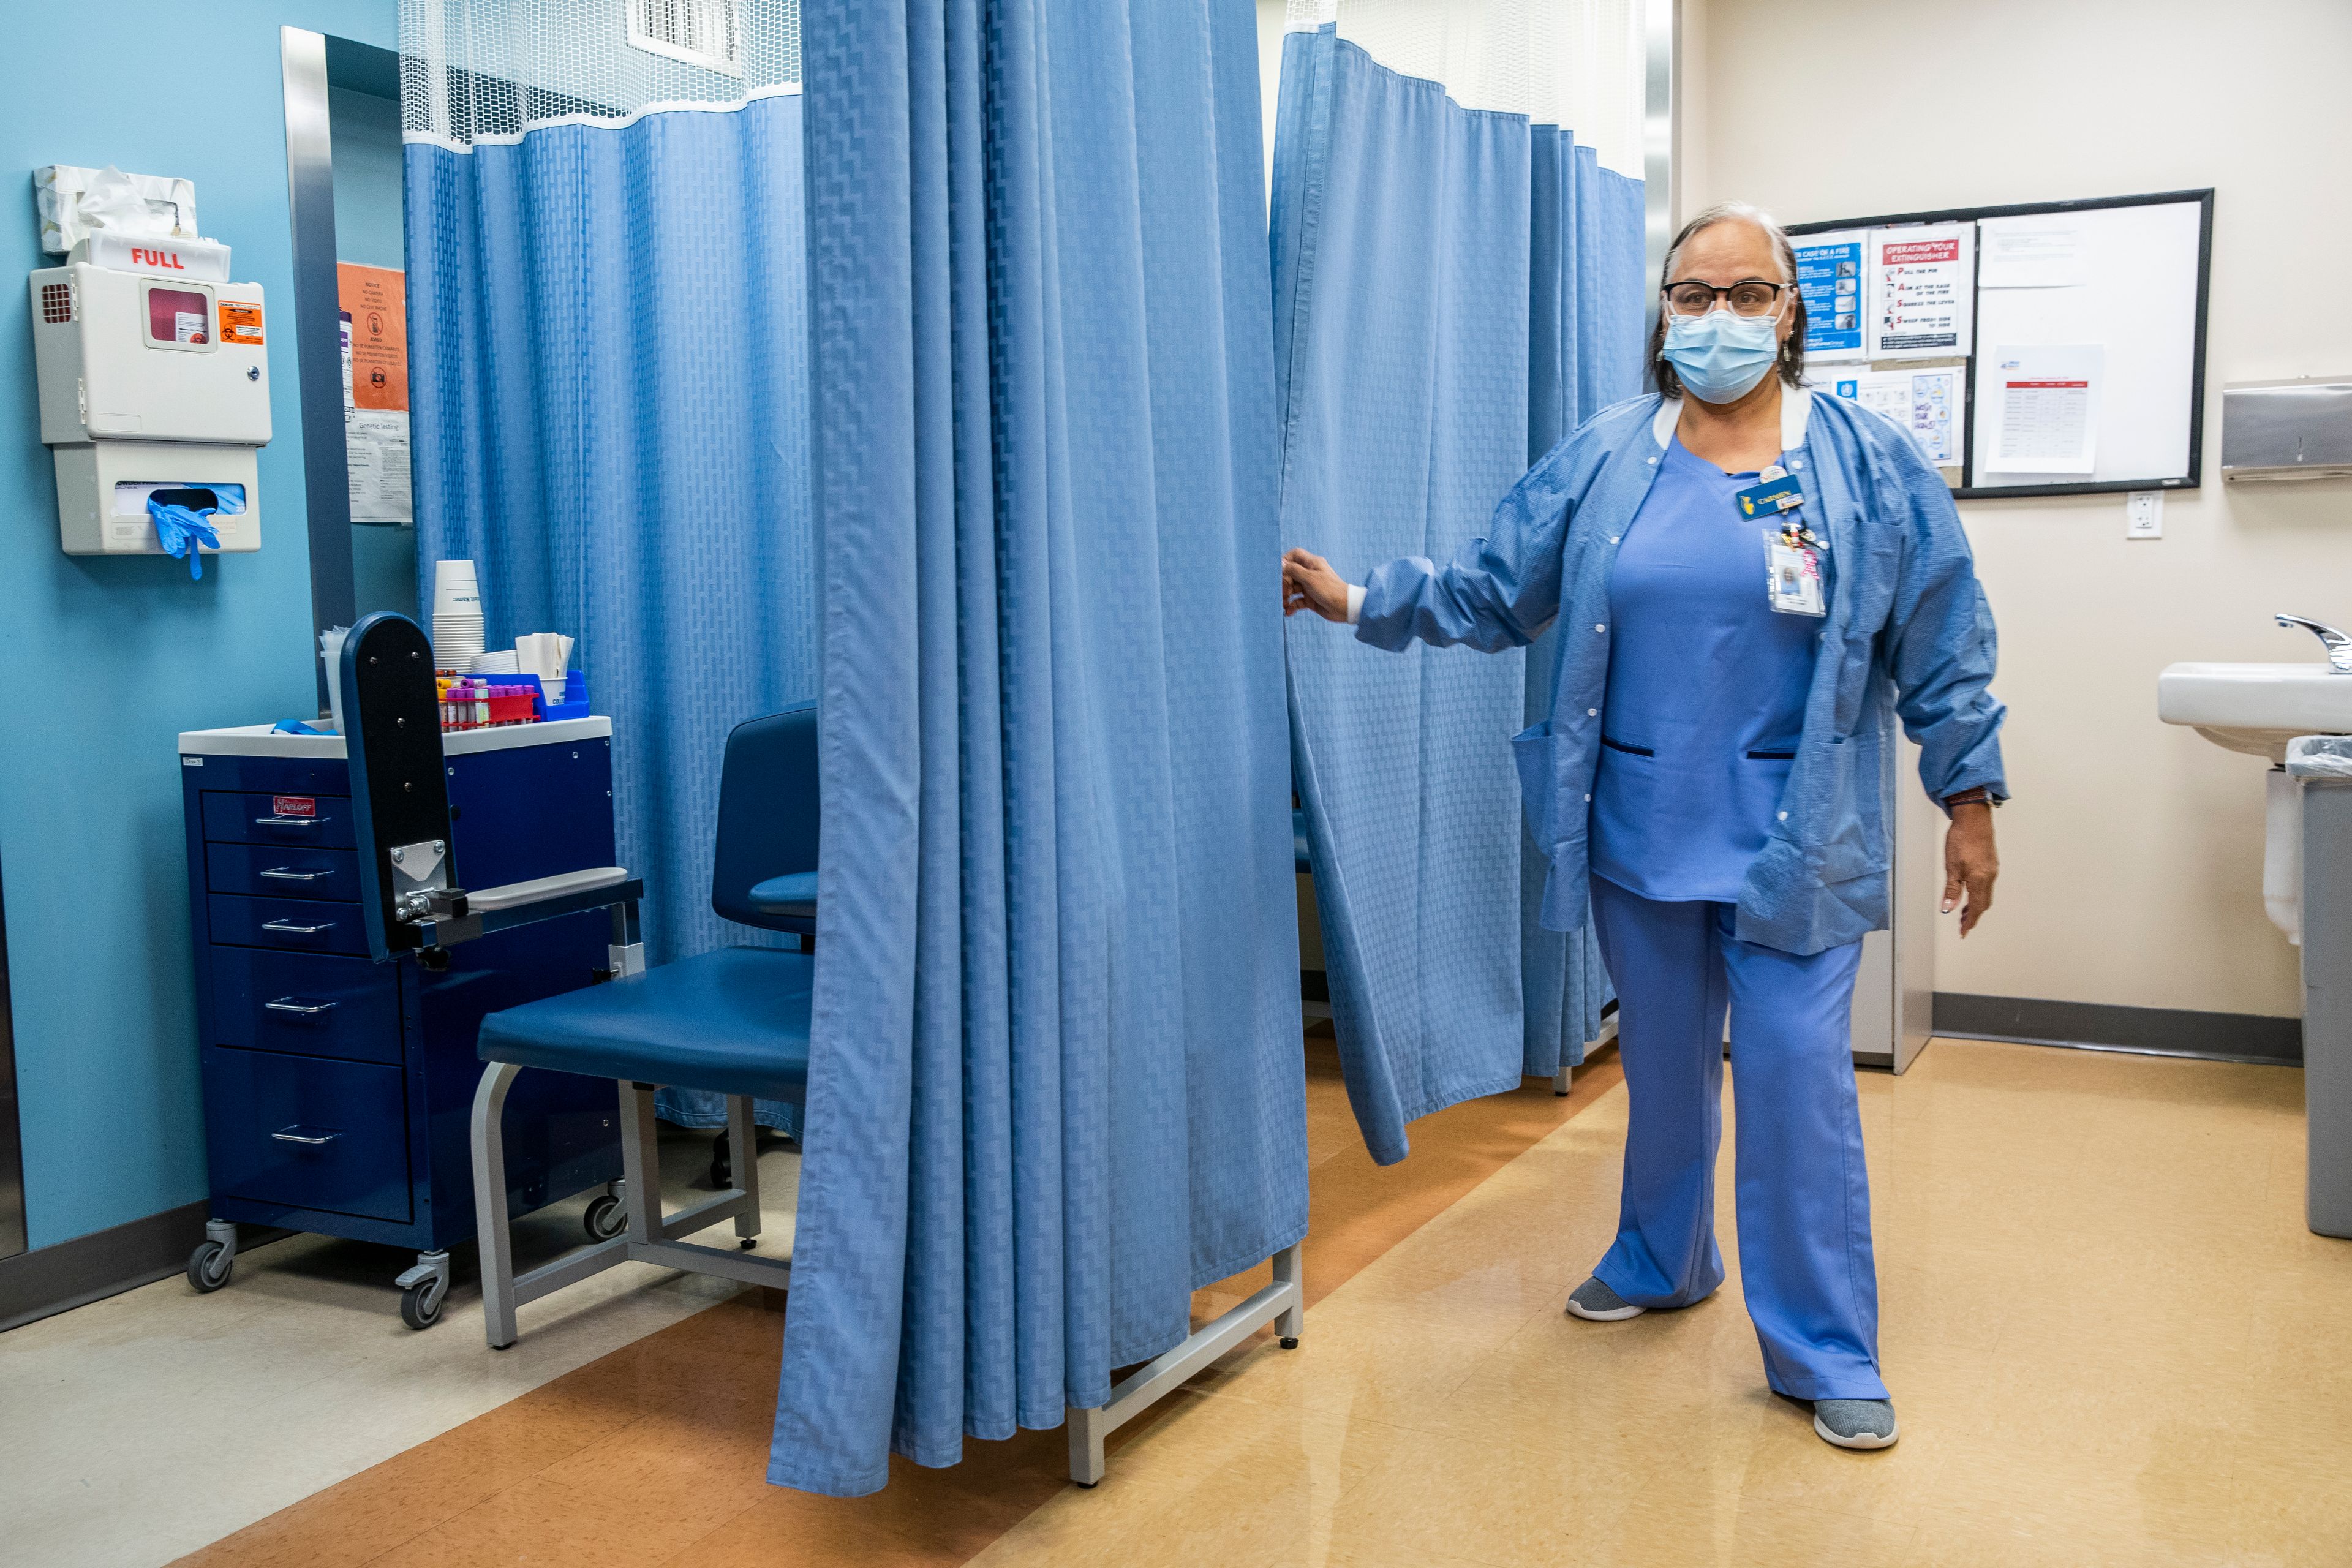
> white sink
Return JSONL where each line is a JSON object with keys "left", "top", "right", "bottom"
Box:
{"left": 2158, "top": 657, "right": 2352, "bottom": 944}
{"left": 2157, "top": 662, "right": 2352, "bottom": 763}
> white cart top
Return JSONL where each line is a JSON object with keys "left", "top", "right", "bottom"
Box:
{"left": 177, "top": 717, "right": 612, "bottom": 760}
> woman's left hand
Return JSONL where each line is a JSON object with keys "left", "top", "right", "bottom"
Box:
{"left": 1283, "top": 549, "right": 1352, "bottom": 622}
{"left": 1942, "top": 803, "right": 1998, "bottom": 937}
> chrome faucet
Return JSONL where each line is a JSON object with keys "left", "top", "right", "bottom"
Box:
{"left": 2278, "top": 614, "right": 2352, "bottom": 673}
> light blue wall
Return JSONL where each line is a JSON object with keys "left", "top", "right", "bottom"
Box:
{"left": 330, "top": 82, "right": 420, "bottom": 622}
{"left": 0, "top": 0, "right": 399, "bottom": 1248}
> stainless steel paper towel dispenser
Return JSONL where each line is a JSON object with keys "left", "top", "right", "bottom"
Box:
{"left": 2222, "top": 379, "right": 2352, "bottom": 482}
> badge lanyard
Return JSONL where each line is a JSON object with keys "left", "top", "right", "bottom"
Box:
{"left": 1738, "top": 462, "right": 1826, "bottom": 618}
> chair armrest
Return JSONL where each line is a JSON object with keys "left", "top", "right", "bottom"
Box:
{"left": 409, "top": 869, "right": 643, "bottom": 951}
{"left": 469, "top": 867, "right": 631, "bottom": 912}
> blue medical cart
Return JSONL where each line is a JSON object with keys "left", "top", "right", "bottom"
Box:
{"left": 176, "top": 718, "right": 626, "bottom": 1326}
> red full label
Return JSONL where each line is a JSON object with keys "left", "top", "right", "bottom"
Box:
{"left": 271, "top": 796, "right": 317, "bottom": 818}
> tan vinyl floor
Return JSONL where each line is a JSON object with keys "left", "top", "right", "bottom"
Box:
{"left": 973, "top": 1040, "right": 2349, "bottom": 1567}
{"left": 18, "top": 1038, "right": 2346, "bottom": 1567}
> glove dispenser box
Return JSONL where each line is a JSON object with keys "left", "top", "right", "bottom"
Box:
{"left": 29, "top": 262, "right": 271, "bottom": 557}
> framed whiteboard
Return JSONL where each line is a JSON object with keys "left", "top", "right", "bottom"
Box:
{"left": 1789, "top": 190, "right": 2214, "bottom": 499}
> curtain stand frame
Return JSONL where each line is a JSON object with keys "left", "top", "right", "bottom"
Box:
{"left": 1065, "top": 1241, "right": 1304, "bottom": 1486}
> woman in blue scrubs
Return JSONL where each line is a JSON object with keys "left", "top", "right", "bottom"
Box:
{"left": 1282, "top": 204, "right": 2005, "bottom": 1452}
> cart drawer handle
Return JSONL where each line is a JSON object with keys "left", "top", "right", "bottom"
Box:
{"left": 259, "top": 867, "right": 331, "bottom": 881}
{"left": 264, "top": 998, "right": 339, "bottom": 1016}
{"left": 270, "top": 1128, "right": 342, "bottom": 1145}
{"left": 261, "top": 919, "right": 336, "bottom": 935}
{"left": 255, "top": 815, "right": 325, "bottom": 827}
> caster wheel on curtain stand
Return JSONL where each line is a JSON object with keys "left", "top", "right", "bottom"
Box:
{"left": 1280, "top": 1337, "right": 1299, "bottom": 1349}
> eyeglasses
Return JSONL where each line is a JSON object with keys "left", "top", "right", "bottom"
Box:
{"left": 1663, "top": 278, "right": 1789, "bottom": 318}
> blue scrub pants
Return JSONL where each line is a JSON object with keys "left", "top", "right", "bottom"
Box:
{"left": 1589, "top": 875, "right": 1888, "bottom": 1401}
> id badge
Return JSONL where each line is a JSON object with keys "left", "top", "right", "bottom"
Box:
{"left": 1764, "top": 530, "right": 1825, "bottom": 617}
{"left": 1736, "top": 467, "right": 1806, "bottom": 519}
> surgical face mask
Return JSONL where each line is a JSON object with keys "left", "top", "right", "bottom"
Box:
{"left": 1660, "top": 307, "right": 1782, "bottom": 404}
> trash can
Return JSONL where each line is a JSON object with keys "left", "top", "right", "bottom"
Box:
{"left": 2288, "top": 735, "right": 2352, "bottom": 1237}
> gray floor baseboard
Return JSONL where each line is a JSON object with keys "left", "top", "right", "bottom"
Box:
{"left": 0, "top": 1200, "right": 213, "bottom": 1334}
{"left": 1933, "top": 993, "right": 2302, "bottom": 1066}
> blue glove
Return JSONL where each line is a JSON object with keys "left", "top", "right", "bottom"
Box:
{"left": 148, "top": 499, "right": 222, "bottom": 579}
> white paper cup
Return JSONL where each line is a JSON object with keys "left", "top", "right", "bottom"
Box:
{"left": 433, "top": 560, "right": 483, "bottom": 616}
{"left": 468, "top": 650, "right": 520, "bottom": 674}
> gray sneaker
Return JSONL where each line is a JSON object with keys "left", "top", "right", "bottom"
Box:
{"left": 1564, "top": 1276, "right": 1645, "bottom": 1321}
{"left": 1813, "top": 1399, "right": 1899, "bottom": 1450}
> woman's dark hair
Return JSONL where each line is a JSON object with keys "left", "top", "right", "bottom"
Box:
{"left": 1648, "top": 202, "right": 1807, "bottom": 400}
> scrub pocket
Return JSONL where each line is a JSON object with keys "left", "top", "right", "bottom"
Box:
{"left": 1743, "top": 743, "right": 1799, "bottom": 834}
{"left": 1512, "top": 722, "right": 1561, "bottom": 852}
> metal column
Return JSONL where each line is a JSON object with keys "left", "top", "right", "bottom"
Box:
{"left": 280, "top": 26, "right": 357, "bottom": 714}
{"left": 2300, "top": 778, "right": 2352, "bottom": 1237}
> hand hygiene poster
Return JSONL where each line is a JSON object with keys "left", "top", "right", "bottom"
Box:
{"left": 337, "top": 263, "right": 412, "bottom": 525}
{"left": 1793, "top": 231, "right": 1865, "bottom": 360}
{"left": 1867, "top": 223, "right": 1975, "bottom": 360}
{"left": 1822, "top": 366, "right": 1961, "bottom": 467}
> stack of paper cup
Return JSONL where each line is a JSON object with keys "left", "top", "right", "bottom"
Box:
{"left": 467, "top": 650, "right": 521, "bottom": 675}
{"left": 431, "top": 561, "right": 486, "bottom": 669}
{"left": 515, "top": 631, "right": 575, "bottom": 705}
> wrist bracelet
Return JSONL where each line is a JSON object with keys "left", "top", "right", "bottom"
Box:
{"left": 1945, "top": 789, "right": 1999, "bottom": 810}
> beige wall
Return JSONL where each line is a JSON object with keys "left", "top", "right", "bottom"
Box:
{"left": 1686, "top": 0, "right": 2352, "bottom": 1018}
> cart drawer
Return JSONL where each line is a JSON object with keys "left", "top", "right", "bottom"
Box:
{"left": 209, "top": 894, "right": 368, "bottom": 956}
{"left": 206, "top": 842, "right": 361, "bottom": 902}
{"left": 202, "top": 1047, "right": 412, "bottom": 1223}
{"left": 210, "top": 948, "right": 402, "bottom": 1066}
{"left": 202, "top": 791, "right": 357, "bottom": 849}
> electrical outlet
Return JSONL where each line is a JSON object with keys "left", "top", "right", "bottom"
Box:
{"left": 2126, "top": 491, "right": 2163, "bottom": 539}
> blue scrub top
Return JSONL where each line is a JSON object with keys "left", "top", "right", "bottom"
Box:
{"left": 1591, "top": 436, "right": 1819, "bottom": 903}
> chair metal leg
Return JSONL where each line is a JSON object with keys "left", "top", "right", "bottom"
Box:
{"left": 728, "top": 1095, "right": 761, "bottom": 1243}
{"left": 470, "top": 1062, "right": 524, "bottom": 1348}
{"left": 619, "top": 1081, "right": 665, "bottom": 1243}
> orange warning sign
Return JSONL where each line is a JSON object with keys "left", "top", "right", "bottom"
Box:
{"left": 217, "top": 300, "right": 264, "bottom": 345}
{"left": 336, "top": 263, "right": 408, "bottom": 412}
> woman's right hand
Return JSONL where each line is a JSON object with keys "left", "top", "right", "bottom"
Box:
{"left": 1283, "top": 548, "right": 1352, "bottom": 622}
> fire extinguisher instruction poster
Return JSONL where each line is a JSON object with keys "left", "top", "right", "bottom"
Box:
{"left": 337, "top": 263, "right": 412, "bottom": 524}
{"left": 1867, "top": 223, "right": 1975, "bottom": 361}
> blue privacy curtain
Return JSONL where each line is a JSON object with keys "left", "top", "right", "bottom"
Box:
{"left": 1521, "top": 124, "right": 1647, "bottom": 1080}
{"left": 774, "top": 0, "right": 1305, "bottom": 1496}
{"left": 1276, "top": 28, "right": 1645, "bottom": 1163}
{"left": 405, "top": 92, "right": 813, "bottom": 1134}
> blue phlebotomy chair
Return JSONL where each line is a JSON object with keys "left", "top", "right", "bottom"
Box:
{"left": 469, "top": 703, "right": 818, "bottom": 1348}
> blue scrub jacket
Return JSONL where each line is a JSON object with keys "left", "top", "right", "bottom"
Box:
{"left": 1357, "top": 388, "right": 2007, "bottom": 957}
